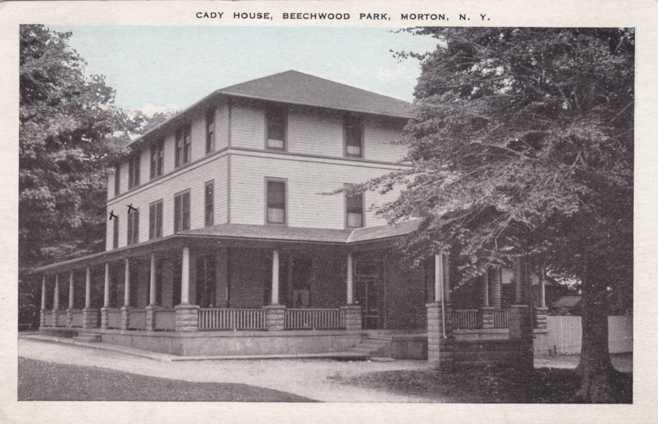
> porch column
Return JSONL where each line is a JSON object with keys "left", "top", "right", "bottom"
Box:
{"left": 346, "top": 252, "right": 354, "bottom": 304}
{"left": 40, "top": 275, "right": 46, "bottom": 327}
{"left": 265, "top": 248, "right": 285, "bottom": 331}
{"left": 149, "top": 254, "right": 157, "bottom": 306}
{"left": 340, "top": 251, "right": 361, "bottom": 331}
{"left": 181, "top": 247, "right": 190, "bottom": 305}
{"left": 53, "top": 274, "right": 59, "bottom": 311}
{"left": 103, "top": 263, "right": 110, "bottom": 307}
{"left": 66, "top": 271, "right": 74, "bottom": 327}
{"left": 145, "top": 253, "right": 157, "bottom": 331}
{"left": 101, "top": 263, "right": 110, "bottom": 329}
{"left": 121, "top": 258, "right": 131, "bottom": 330}
{"left": 481, "top": 269, "right": 494, "bottom": 329}
{"left": 443, "top": 253, "right": 451, "bottom": 304}
{"left": 491, "top": 267, "right": 502, "bottom": 309}
{"left": 513, "top": 257, "right": 526, "bottom": 304}
{"left": 427, "top": 252, "right": 453, "bottom": 371}
{"left": 82, "top": 266, "right": 98, "bottom": 329}
{"left": 271, "top": 249, "right": 280, "bottom": 305}
{"left": 84, "top": 267, "right": 91, "bottom": 309}
{"left": 535, "top": 277, "right": 548, "bottom": 331}
{"left": 68, "top": 271, "right": 75, "bottom": 309}
{"left": 175, "top": 246, "right": 199, "bottom": 331}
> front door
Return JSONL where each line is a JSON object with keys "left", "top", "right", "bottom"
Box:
{"left": 355, "top": 259, "right": 382, "bottom": 329}
{"left": 356, "top": 278, "right": 380, "bottom": 329}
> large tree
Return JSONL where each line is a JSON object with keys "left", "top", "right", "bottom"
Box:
{"left": 18, "top": 25, "right": 139, "bottom": 328}
{"left": 19, "top": 25, "right": 134, "bottom": 269}
{"left": 368, "top": 28, "right": 633, "bottom": 402}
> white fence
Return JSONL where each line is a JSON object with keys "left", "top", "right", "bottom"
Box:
{"left": 545, "top": 315, "right": 632, "bottom": 354}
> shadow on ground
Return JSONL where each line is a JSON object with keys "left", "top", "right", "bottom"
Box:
{"left": 18, "top": 358, "right": 315, "bottom": 402}
{"left": 329, "top": 365, "right": 632, "bottom": 403}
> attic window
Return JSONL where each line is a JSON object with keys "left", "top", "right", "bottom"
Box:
{"left": 266, "top": 105, "right": 286, "bottom": 150}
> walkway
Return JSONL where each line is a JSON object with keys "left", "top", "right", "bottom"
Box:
{"left": 18, "top": 337, "right": 434, "bottom": 402}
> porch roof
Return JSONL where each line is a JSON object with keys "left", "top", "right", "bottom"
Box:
{"left": 33, "top": 220, "right": 422, "bottom": 274}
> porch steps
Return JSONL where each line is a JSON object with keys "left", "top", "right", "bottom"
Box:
{"left": 350, "top": 336, "right": 393, "bottom": 357}
{"left": 73, "top": 332, "right": 102, "bottom": 343}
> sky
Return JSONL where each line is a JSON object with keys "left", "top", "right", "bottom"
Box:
{"left": 52, "top": 25, "right": 438, "bottom": 115}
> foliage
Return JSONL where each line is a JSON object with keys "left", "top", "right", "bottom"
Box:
{"left": 367, "top": 28, "right": 633, "bottom": 402}
{"left": 369, "top": 28, "right": 633, "bottom": 289}
{"left": 19, "top": 25, "right": 136, "bottom": 271}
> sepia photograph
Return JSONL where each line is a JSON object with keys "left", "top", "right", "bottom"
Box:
{"left": 16, "top": 23, "right": 633, "bottom": 406}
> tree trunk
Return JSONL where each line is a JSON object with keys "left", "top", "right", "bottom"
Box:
{"left": 575, "top": 255, "right": 618, "bottom": 402}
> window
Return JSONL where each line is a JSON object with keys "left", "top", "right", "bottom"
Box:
{"left": 344, "top": 115, "right": 364, "bottom": 157}
{"left": 112, "top": 216, "right": 119, "bottom": 249}
{"left": 127, "top": 208, "right": 139, "bottom": 245}
{"left": 175, "top": 125, "right": 191, "bottom": 167}
{"left": 345, "top": 187, "right": 364, "bottom": 228}
{"left": 150, "top": 139, "right": 164, "bottom": 179}
{"left": 206, "top": 108, "right": 216, "bottom": 153}
{"left": 174, "top": 190, "right": 191, "bottom": 232}
{"left": 266, "top": 104, "right": 286, "bottom": 150}
{"left": 149, "top": 200, "right": 163, "bottom": 239}
{"left": 114, "top": 165, "right": 121, "bottom": 196}
{"left": 204, "top": 180, "right": 214, "bottom": 227}
{"left": 128, "top": 155, "right": 140, "bottom": 189}
{"left": 266, "top": 179, "right": 286, "bottom": 224}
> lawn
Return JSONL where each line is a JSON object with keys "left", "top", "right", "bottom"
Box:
{"left": 329, "top": 366, "right": 632, "bottom": 403}
{"left": 18, "top": 358, "right": 314, "bottom": 401}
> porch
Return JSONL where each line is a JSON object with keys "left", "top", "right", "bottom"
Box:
{"left": 36, "top": 232, "right": 395, "bottom": 355}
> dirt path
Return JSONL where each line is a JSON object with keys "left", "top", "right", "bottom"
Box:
{"left": 18, "top": 338, "right": 436, "bottom": 402}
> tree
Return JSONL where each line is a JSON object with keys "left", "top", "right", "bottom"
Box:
{"left": 19, "top": 25, "right": 138, "bottom": 327}
{"left": 368, "top": 28, "right": 633, "bottom": 402}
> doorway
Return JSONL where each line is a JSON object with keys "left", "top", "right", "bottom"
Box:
{"left": 355, "top": 258, "right": 382, "bottom": 329}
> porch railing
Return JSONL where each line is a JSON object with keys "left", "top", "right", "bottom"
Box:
{"left": 451, "top": 309, "right": 480, "bottom": 329}
{"left": 128, "top": 309, "right": 146, "bottom": 330}
{"left": 154, "top": 309, "right": 175, "bottom": 331}
{"left": 198, "top": 307, "right": 266, "bottom": 330}
{"left": 492, "top": 309, "right": 510, "bottom": 329}
{"left": 107, "top": 308, "right": 121, "bottom": 329}
{"left": 55, "top": 310, "right": 67, "bottom": 327}
{"left": 43, "top": 310, "right": 55, "bottom": 327}
{"left": 284, "top": 308, "right": 344, "bottom": 330}
{"left": 70, "top": 309, "right": 83, "bottom": 328}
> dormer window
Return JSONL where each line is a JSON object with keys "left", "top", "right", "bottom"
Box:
{"left": 206, "top": 108, "right": 216, "bottom": 154}
{"left": 345, "top": 187, "right": 364, "bottom": 228}
{"left": 266, "top": 105, "right": 287, "bottom": 150}
{"left": 128, "top": 155, "right": 140, "bottom": 189}
{"left": 344, "top": 115, "right": 363, "bottom": 158}
{"left": 266, "top": 179, "right": 286, "bottom": 224}
{"left": 175, "top": 125, "right": 191, "bottom": 167}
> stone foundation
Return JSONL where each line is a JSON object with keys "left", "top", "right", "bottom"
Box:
{"left": 481, "top": 307, "right": 495, "bottom": 329}
{"left": 145, "top": 305, "right": 157, "bottom": 331}
{"left": 120, "top": 306, "right": 131, "bottom": 330}
{"left": 97, "top": 329, "right": 364, "bottom": 356}
{"left": 340, "top": 305, "right": 362, "bottom": 331}
{"left": 426, "top": 302, "right": 454, "bottom": 371}
{"left": 100, "top": 307, "right": 109, "bottom": 329}
{"left": 175, "top": 304, "right": 199, "bottom": 331}
{"left": 264, "top": 304, "right": 285, "bottom": 331}
{"left": 82, "top": 308, "right": 99, "bottom": 329}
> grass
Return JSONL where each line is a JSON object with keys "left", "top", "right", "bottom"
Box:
{"left": 329, "top": 366, "right": 632, "bottom": 403}
{"left": 18, "top": 358, "right": 314, "bottom": 401}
